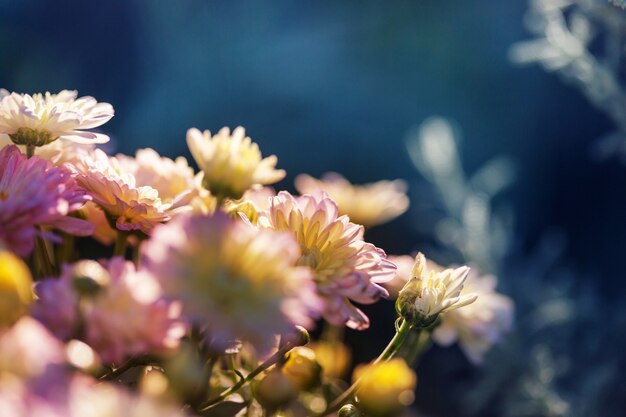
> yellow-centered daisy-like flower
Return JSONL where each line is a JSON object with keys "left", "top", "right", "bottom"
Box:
{"left": 186, "top": 126, "right": 285, "bottom": 200}
{"left": 295, "top": 172, "right": 409, "bottom": 227}
{"left": 141, "top": 212, "right": 322, "bottom": 352}
{"left": 396, "top": 253, "right": 477, "bottom": 328}
{"left": 352, "top": 358, "right": 417, "bottom": 417}
{"left": 70, "top": 149, "right": 191, "bottom": 234}
{"left": 258, "top": 191, "right": 395, "bottom": 330}
{"left": 0, "top": 89, "right": 113, "bottom": 147}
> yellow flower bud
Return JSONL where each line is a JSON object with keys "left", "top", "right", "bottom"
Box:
{"left": 282, "top": 347, "right": 322, "bottom": 391}
{"left": 352, "top": 359, "right": 417, "bottom": 417}
{"left": 254, "top": 369, "right": 297, "bottom": 409}
{"left": 310, "top": 341, "right": 351, "bottom": 379}
{"left": 0, "top": 251, "right": 33, "bottom": 327}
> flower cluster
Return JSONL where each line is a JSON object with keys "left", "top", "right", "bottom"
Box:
{"left": 0, "top": 87, "right": 513, "bottom": 417}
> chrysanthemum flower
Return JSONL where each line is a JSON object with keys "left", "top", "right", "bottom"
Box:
{"left": 33, "top": 258, "right": 184, "bottom": 364}
{"left": 141, "top": 212, "right": 321, "bottom": 352}
{"left": 0, "top": 89, "right": 114, "bottom": 147}
{"left": 70, "top": 149, "right": 190, "bottom": 234}
{"left": 295, "top": 172, "right": 409, "bottom": 227}
{"left": 0, "top": 145, "right": 93, "bottom": 256}
{"left": 116, "top": 148, "right": 217, "bottom": 215}
{"left": 432, "top": 271, "right": 513, "bottom": 364}
{"left": 396, "top": 253, "right": 477, "bottom": 327}
{"left": 258, "top": 191, "right": 395, "bottom": 330}
{"left": 186, "top": 126, "right": 285, "bottom": 200}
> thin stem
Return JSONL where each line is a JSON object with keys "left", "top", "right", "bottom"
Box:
{"left": 113, "top": 231, "right": 128, "bottom": 257}
{"left": 318, "top": 320, "right": 413, "bottom": 416}
{"left": 199, "top": 341, "right": 297, "bottom": 410}
{"left": 34, "top": 235, "right": 54, "bottom": 278}
{"left": 26, "top": 144, "right": 36, "bottom": 158}
{"left": 98, "top": 356, "right": 149, "bottom": 381}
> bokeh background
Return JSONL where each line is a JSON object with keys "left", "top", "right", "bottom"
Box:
{"left": 1, "top": 1, "right": 625, "bottom": 416}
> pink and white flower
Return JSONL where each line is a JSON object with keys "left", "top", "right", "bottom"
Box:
{"left": 0, "top": 145, "right": 93, "bottom": 256}
{"left": 142, "top": 212, "right": 321, "bottom": 352}
{"left": 258, "top": 191, "right": 396, "bottom": 330}
{"left": 33, "top": 258, "right": 184, "bottom": 364}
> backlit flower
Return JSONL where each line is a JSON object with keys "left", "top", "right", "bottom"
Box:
{"left": 142, "top": 212, "right": 321, "bottom": 352}
{"left": 0, "top": 89, "right": 113, "bottom": 146}
{"left": 396, "top": 253, "right": 477, "bottom": 327}
{"left": 33, "top": 258, "right": 184, "bottom": 364}
{"left": 432, "top": 271, "right": 513, "bottom": 364}
{"left": 0, "top": 145, "right": 93, "bottom": 256}
{"left": 258, "top": 191, "right": 395, "bottom": 330}
{"left": 352, "top": 358, "right": 416, "bottom": 417}
{"left": 295, "top": 173, "right": 409, "bottom": 227}
{"left": 70, "top": 149, "right": 190, "bottom": 234}
{"left": 186, "top": 126, "right": 285, "bottom": 200}
{"left": 116, "top": 148, "right": 217, "bottom": 215}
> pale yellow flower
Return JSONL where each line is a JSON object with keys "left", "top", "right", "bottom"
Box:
{"left": 432, "top": 271, "right": 513, "bottom": 364}
{"left": 0, "top": 89, "right": 113, "bottom": 146}
{"left": 396, "top": 253, "right": 476, "bottom": 327}
{"left": 70, "top": 149, "right": 190, "bottom": 234}
{"left": 142, "top": 212, "right": 322, "bottom": 352}
{"left": 295, "top": 172, "right": 409, "bottom": 227}
{"left": 258, "top": 191, "right": 395, "bottom": 330}
{"left": 187, "top": 126, "right": 285, "bottom": 199}
{"left": 0, "top": 251, "right": 33, "bottom": 328}
{"left": 353, "top": 358, "right": 417, "bottom": 417}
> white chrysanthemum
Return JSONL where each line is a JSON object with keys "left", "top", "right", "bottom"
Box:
{"left": 187, "top": 126, "right": 285, "bottom": 199}
{"left": 396, "top": 253, "right": 477, "bottom": 327}
{"left": 432, "top": 271, "right": 513, "bottom": 364}
{"left": 0, "top": 89, "right": 113, "bottom": 146}
{"left": 295, "top": 172, "right": 409, "bottom": 227}
{"left": 116, "top": 148, "right": 217, "bottom": 214}
{"left": 71, "top": 149, "right": 190, "bottom": 234}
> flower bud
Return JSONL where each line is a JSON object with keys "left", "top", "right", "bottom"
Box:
{"left": 338, "top": 404, "right": 362, "bottom": 417}
{"left": 282, "top": 347, "right": 322, "bottom": 391}
{"left": 395, "top": 253, "right": 476, "bottom": 328}
{"left": 254, "top": 369, "right": 297, "bottom": 409}
{"left": 0, "top": 251, "right": 33, "bottom": 327}
{"left": 353, "top": 358, "right": 417, "bottom": 417}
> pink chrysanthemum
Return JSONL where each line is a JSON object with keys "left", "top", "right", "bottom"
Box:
{"left": 70, "top": 149, "right": 191, "bottom": 234}
{"left": 258, "top": 191, "right": 396, "bottom": 330}
{"left": 0, "top": 145, "right": 93, "bottom": 256}
{"left": 33, "top": 258, "right": 184, "bottom": 364}
{"left": 142, "top": 212, "right": 321, "bottom": 352}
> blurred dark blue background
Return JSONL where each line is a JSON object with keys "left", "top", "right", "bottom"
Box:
{"left": 2, "top": 1, "right": 625, "bottom": 415}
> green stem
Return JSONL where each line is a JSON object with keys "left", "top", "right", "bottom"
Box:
{"left": 113, "top": 231, "right": 128, "bottom": 257}
{"left": 34, "top": 235, "right": 54, "bottom": 278}
{"left": 98, "top": 356, "right": 149, "bottom": 381}
{"left": 199, "top": 341, "right": 297, "bottom": 410}
{"left": 25, "top": 144, "right": 36, "bottom": 158}
{"left": 318, "top": 320, "right": 413, "bottom": 416}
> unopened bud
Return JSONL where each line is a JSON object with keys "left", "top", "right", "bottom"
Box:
{"left": 338, "top": 404, "right": 362, "bottom": 417}
{"left": 254, "top": 369, "right": 297, "bottom": 409}
{"left": 282, "top": 347, "right": 322, "bottom": 391}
